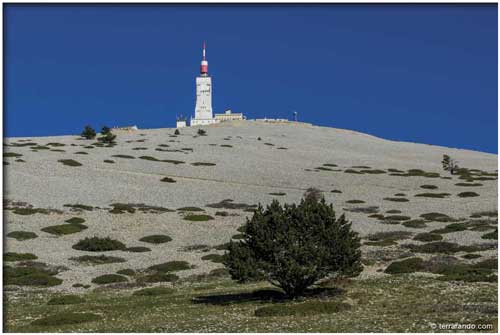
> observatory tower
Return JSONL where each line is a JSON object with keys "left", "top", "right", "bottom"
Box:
{"left": 191, "top": 42, "right": 217, "bottom": 126}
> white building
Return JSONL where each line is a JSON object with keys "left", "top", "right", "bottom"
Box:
{"left": 176, "top": 116, "right": 187, "bottom": 128}
{"left": 191, "top": 42, "right": 219, "bottom": 126}
{"left": 214, "top": 109, "right": 244, "bottom": 122}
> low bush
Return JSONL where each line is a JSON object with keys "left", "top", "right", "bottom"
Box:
{"left": 420, "top": 185, "right": 438, "bottom": 190}
{"left": 4, "top": 152, "right": 22, "bottom": 158}
{"left": 42, "top": 222, "right": 88, "bottom": 235}
{"left": 31, "top": 312, "right": 101, "bottom": 326}
{"left": 117, "top": 269, "right": 135, "bottom": 276}
{"left": 63, "top": 204, "right": 94, "bottom": 211}
{"left": 65, "top": 217, "right": 86, "bottom": 224}
{"left": 147, "top": 261, "right": 192, "bottom": 273}
{"left": 58, "top": 159, "right": 82, "bottom": 167}
{"left": 414, "top": 193, "right": 450, "bottom": 198}
{"left": 345, "top": 200, "right": 365, "bottom": 204}
{"left": 7, "top": 231, "right": 37, "bottom": 241}
{"left": 72, "top": 236, "right": 126, "bottom": 252}
{"left": 139, "top": 235, "right": 172, "bottom": 244}
{"left": 47, "top": 295, "right": 85, "bottom": 305}
{"left": 419, "top": 212, "right": 455, "bottom": 222}
{"left": 254, "top": 301, "right": 351, "bottom": 317}
{"left": 138, "top": 273, "right": 179, "bottom": 283}
{"left": 178, "top": 206, "right": 204, "bottom": 212}
{"left": 109, "top": 203, "right": 136, "bottom": 214}
{"left": 74, "top": 151, "right": 88, "bottom": 155}
{"left": 462, "top": 254, "right": 482, "bottom": 259}
{"left": 457, "top": 192, "right": 480, "bottom": 198}
{"left": 482, "top": 229, "right": 497, "bottom": 240}
{"left": 384, "top": 257, "right": 425, "bottom": 274}
{"left": 125, "top": 246, "right": 151, "bottom": 253}
{"left": 184, "top": 214, "right": 214, "bottom": 221}
{"left": 344, "top": 169, "right": 363, "bottom": 174}
{"left": 402, "top": 219, "right": 427, "bottom": 228}
{"left": 191, "top": 162, "right": 216, "bottom": 166}
{"left": 385, "top": 210, "right": 402, "bottom": 214}
{"left": 455, "top": 183, "right": 483, "bottom": 187}
{"left": 405, "top": 241, "right": 493, "bottom": 254}
{"left": 269, "top": 192, "right": 286, "bottom": 196}
{"left": 112, "top": 154, "right": 135, "bottom": 159}
{"left": 430, "top": 223, "right": 468, "bottom": 234}
{"left": 383, "top": 197, "right": 409, "bottom": 202}
{"left": 133, "top": 287, "right": 175, "bottom": 296}
{"left": 201, "top": 254, "right": 224, "bottom": 263}
{"left": 382, "top": 215, "right": 411, "bottom": 221}
{"left": 331, "top": 190, "right": 342, "bottom": 194}
{"left": 413, "top": 233, "right": 443, "bottom": 242}
{"left": 215, "top": 211, "right": 229, "bottom": 216}
{"left": 70, "top": 255, "right": 126, "bottom": 265}
{"left": 367, "top": 231, "right": 412, "bottom": 242}
{"left": 4, "top": 252, "right": 38, "bottom": 262}
{"left": 4, "top": 265, "right": 62, "bottom": 286}
{"left": 161, "top": 177, "right": 176, "bottom": 183}
{"left": 91, "top": 274, "right": 128, "bottom": 284}
{"left": 103, "top": 159, "right": 115, "bottom": 164}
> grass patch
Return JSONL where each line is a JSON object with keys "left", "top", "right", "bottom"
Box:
{"left": 414, "top": 193, "right": 450, "bottom": 198}
{"left": 47, "top": 295, "right": 85, "bottom": 305}
{"left": 184, "top": 214, "right": 214, "bottom": 221}
{"left": 112, "top": 154, "right": 135, "bottom": 159}
{"left": 139, "top": 235, "right": 172, "bottom": 244}
{"left": 91, "top": 274, "right": 128, "bottom": 285}
{"left": 367, "top": 231, "right": 412, "bottom": 242}
{"left": 405, "top": 242, "right": 494, "bottom": 254}
{"left": 4, "top": 252, "right": 38, "bottom": 262}
{"left": 72, "top": 237, "right": 126, "bottom": 252}
{"left": 457, "top": 192, "right": 480, "bottom": 198}
{"left": 133, "top": 287, "right": 175, "bottom": 296}
{"left": 4, "top": 265, "right": 62, "bottom": 287}
{"left": 386, "top": 210, "right": 402, "bottom": 214}
{"left": 161, "top": 177, "right": 176, "bottom": 183}
{"left": 31, "top": 312, "right": 101, "bottom": 326}
{"left": 65, "top": 217, "right": 85, "bottom": 224}
{"left": 413, "top": 233, "right": 443, "bottom": 242}
{"left": 70, "top": 255, "right": 126, "bottom": 265}
{"left": 383, "top": 197, "right": 409, "bottom": 202}
{"left": 117, "top": 269, "right": 136, "bottom": 276}
{"left": 382, "top": 215, "right": 411, "bottom": 221}
{"left": 147, "top": 261, "right": 192, "bottom": 273}
{"left": 7, "top": 231, "right": 38, "bottom": 241}
{"left": 178, "top": 206, "right": 205, "bottom": 212}
{"left": 201, "top": 254, "right": 225, "bottom": 263}
{"left": 360, "top": 169, "right": 386, "bottom": 174}
{"left": 384, "top": 257, "right": 425, "bottom": 274}
{"left": 137, "top": 273, "right": 179, "bottom": 283}
{"left": 4, "top": 152, "right": 23, "bottom": 158}
{"left": 345, "top": 200, "right": 365, "bottom": 204}
{"left": 191, "top": 162, "right": 216, "bottom": 166}
{"left": 430, "top": 223, "right": 468, "bottom": 234}
{"left": 344, "top": 169, "right": 363, "bottom": 174}
{"left": 125, "top": 246, "right": 151, "bottom": 253}
{"left": 419, "top": 212, "right": 455, "bottom": 222}
{"left": 482, "top": 229, "right": 497, "bottom": 240}
{"left": 254, "top": 301, "right": 351, "bottom": 317}
{"left": 58, "top": 159, "right": 82, "bottom": 167}
{"left": 41, "top": 222, "right": 88, "bottom": 235}
{"left": 206, "top": 199, "right": 257, "bottom": 211}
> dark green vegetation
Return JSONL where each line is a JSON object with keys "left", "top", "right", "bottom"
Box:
{"left": 383, "top": 197, "right": 409, "bottom": 202}
{"left": 345, "top": 199, "right": 365, "bottom": 204}
{"left": 269, "top": 192, "right": 286, "bottom": 196}
{"left": 161, "top": 177, "right": 176, "bottom": 183}
{"left": 103, "top": 159, "right": 115, "bottom": 164}
{"left": 31, "top": 312, "right": 101, "bottom": 327}
{"left": 5, "top": 275, "right": 496, "bottom": 332}
{"left": 4, "top": 264, "right": 62, "bottom": 287}
{"left": 91, "top": 274, "right": 128, "bottom": 285}
{"left": 254, "top": 300, "right": 351, "bottom": 317}
{"left": 4, "top": 252, "right": 38, "bottom": 262}
{"left": 206, "top": 199, "right": 257, "bottom": 211}
{"left": 117, "top": 269, "right": 136, "bottom": 276}
{"left": 7, "top": 231, "right": 38, "bottom": 241}
{"left": 47, "top": 295, "right": 85, "bottom": 305}
{"left": 69, "top": 255, "right": 126, "bottom": 265}
{"left": 191, "top": 162, "right": 216, "bottom": 166}
{"left": 147, "top": 261, "right": 192, "bottom": 273}
{"left": 225, "top": 196, "right": 362, "bottom": 297}
{"left": 109, "top": 203, "right": 174, "bottom": 214}
{"left": 178, "top": 206, "right": 204, "bottom": 212}
{"left": 125, "top": 246, "right": 151, "bottom": 253}
{"left": 197, "top": 129, "right": 207, "bottom": 136}
{"left": 72, "top": 237, "right": 126, "bottom": 252}
{"left": 442, "top": 154, "right": 459, "bottom": 175}
{"left": 139, "top": 235, "right": 172, "bottom": 244}
{"left": 112, "top": 154, "right": 135, "bottom": 159}
{"left": 404, "top": 241, "right": 495, "bottom": 254}
{"left": 133, "top": 287, "right": 175, "bottom": 296}
{"left": 457, "top": 192, "right": 480, "bottom": 198}
{"left": 414, "top": 193, "right": 450, "bottom": 198}
{"left": 201, "top": 254, "right": 225, "bottom": 263}
{"left": 482, "top": 229, "right": 498, "bottom": 240}
{"left": 389, "top": 169, "right": 440, "bottom": 178}
{"left": 41, "top": 221, "right": 88, "bottom": 235}
{"left": 98, "top": 126, "right": 117, "bottom": 144}
{"left": 402, "top": 219, "right": 427, "bottom": 228}
{"left": 183, "top": 214, "right": 214, "bottom": 221}
{"left": 4, "top": 152, "right": 23, "bottom": 158}
{"left": 420, "top": 184, "right": 438, "bottom": 189}
{"left": 430, "top": 222, "right": 468, "bottom": 234}
{"left": 413, "top": 233, "right": 443, "bottom": 242}
{"left": 74, "top": 151, "right": 88, "bottom": 155}
{"left": 65, "top": 217, "right": 85, "bottom": 224}
{"left": 455, "top": 183, "right": 483, "bottom": 187}
{"left": 419, "top": 212, "right": 455, "bottom": 222}
{"left": 384, "top": 258, "right": 425, "bottom": 274}
{"left": 58, "top": 159, "right": 82, "bottom": 167}
{"left": 64, "top": 204, "right": 94, "bottom": 211}
{"left": 81, "top": 126, "right": 97, "bottom": 139}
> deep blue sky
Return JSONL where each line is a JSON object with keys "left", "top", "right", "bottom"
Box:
{"left": 4, "top": 4, "right": 498, "bottom": 153}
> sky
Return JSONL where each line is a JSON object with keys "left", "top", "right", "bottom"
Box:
{"left": 4, "top": 4, "right": 498, "bottom": 153}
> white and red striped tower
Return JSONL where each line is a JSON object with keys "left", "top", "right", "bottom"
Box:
{"left": 191, "top": 41, "right": 216, "bottom": 126}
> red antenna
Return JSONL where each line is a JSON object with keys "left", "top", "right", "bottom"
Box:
{"left": 200, "top": 41, "right": 208, "bottom": 74}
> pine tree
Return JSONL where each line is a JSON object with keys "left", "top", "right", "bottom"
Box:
{"left": 174, "top": 129, "right": 180, "bottom": 135}
{"left": 442, "top": 154, "right": 459, "bottom": 175}
{"left": 80, "top": 125, "right": 96, "bottom": 140}
{"left": 224, "top": 195, "right": 362, "bottom": 297}
{"left": 101, "top": 126, "right": 111, "bottom": 135}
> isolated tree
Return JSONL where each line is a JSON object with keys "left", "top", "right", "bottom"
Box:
{"left": 442, "top": 154, "right": 459, "bottom": 175}
{"left": 81, "top": 125, "right": 96, "bottom": 140}
{"left": 224, "top": 197, "right": 362, "bottom": 297}
{"left": 174, "top": 129, "right": 180, "bottom": 135}
{"left": 98, "top": 126, "right": 116, "bottom": 144}
{"left": 197, "top": 128, "right": 207, "bottom": 136}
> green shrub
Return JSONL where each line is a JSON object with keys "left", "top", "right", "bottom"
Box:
{"left": 382, "top": 215, "right": 411, "bottom": 221}
{"left": 414, "top": 193, "right": 450, "bottom": 198}
{"left": 125, "top": 246, "right": 151, "bottom": 252}
{"left": 58, "top": 159, "right": 82, "bottom": 167}
{"left": 384, "top": 257, "right": 425, "bottom": 274}
{"left": 405, "top": 242, "right": 492, "bottom": 254}
{"left": 138, "top": 273, "right": 179, "bottom": 283}
{"left": 419, "top": 212, "right": 455, "bottom": 222}
{"left": 147, "top": 261, "right": 192, "bottom": 272}
{"left": 345, "top": 199, "right": 365, "bottom": 204}
{"left": 117, "top": 269, "right": 135, "bottom": 276}
{"left": 385, "top": 210, "right": 402, "bottom": 214}
{"left": 74, "top": 151, "right": 88, "bottom": 155}
{"left": 254, "top": 301, "right": 351, "bottom": 317}
{"left": 364, "top": 240, "right": 397, "bottom": 247}
{"left": 201, "top": 254, "right": 225, "bottom": 263}
{"left": 413, "top": 233, "right": 443, "bottom": 242}
{"left": 47, "top": 295, "right": 85, "bottom": 305}
{"left": 191, "top": 162, "right": 216, "bottom": 166}
{"left": 331, "top": 190, "right": 342, "bottom": 194}
{"left": 174, "top": 129, "right": 180, "bottom": 135}
{"left": 360, "top": 169, "right": 386, "bottom": 174}
{"left": 81, "top": 126, "right": 97, "bottom": 139}
{"left": 455, "top": 183, "right": 483, "bottom": 187}
{"left": 7, "top": 231, "right": 37, "bottom": 241}
{"left": 184, "top": 214, "right": 214, "bottom": 221}
{"left": 457, "top": 192, "right": 480, "bottom": 198}
{"left": 402, "top": 219, "right": 427, "bottom": 228}
{"left": 70, "top": 255, "right": 126, "bottom": 264}
{"left": 344, "top": 169, "right": 363, "bottom": 174}
{"left": 72, "top": 236, "right": 126, "bottom": 252}
{"left": 482, "top": 229, "right": 497, "bottom": 240}
{"left": 420, "top": 185, "right": 438, "bottom": 190}
{"left": 104, "top": 159, "right": 115, "bottom": 164}
{"left": 133, "top": 287, "right": 175, "bottom": 296}
{"left": 109, "top": 203, "right": 136, "bottom": 214}
{"left": 224, "top": 197, "right": 362, "bottom": 297}
{"left": 4, "top": 152, "right": 22, "bottom": 158}
{"left": 197, "top": 129, "right": 207, "bottom": 136}
{"left": 63, "top": 204, "right": 94, "bottom": 211}
{"left": 139, "top": 235, "right": 172, "bottom": 244}
{"left": 430, "top": 223, "right": 468, "bottom": 234}
{"left": 367, "top": 231, "right": 412, "bottom": 242}
{"left": 161, "top": 177, "right": 176, "bottom": 183}
{"left": 4, "top": 252, "right": 38, "bottom": 262}
{"left": 91, "top": 274, "right": 128, "bottom": 284}
{"left": 462, "top": 254, "right": 482, "bottom": 259}
{"left": 4, "top": 265, "right": 62, "bottom": 286}
{"left": 31, "top": 312, "right": 100, "bottom": 326}
{"left": 215, "top": 211, "right": 229, "bottom": 216}
{"left": 178, "top": 206, "right": 204, "bottom": 212}
{"left": 139, "top": 156, "right": 159, "bottom": 161}
{"left": 162, "top": 159, "right": 185, "bottom": 164}
{"left": 112, "top": 154, "right": 135, "bottom": 159}
{"left": 41, "top": 222, "right": 88, "bottom": 235}
{"left": 65, "top": 217, "right": 85, "bottom": 224}
{"left": 269, "top": 192, "right": 286, "bottom": 196}
{"left": 72, "top": 283, "right": 91, "bottom": 289}
{"left": 383, "top": 197, "right": 409, "bottom": 202}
